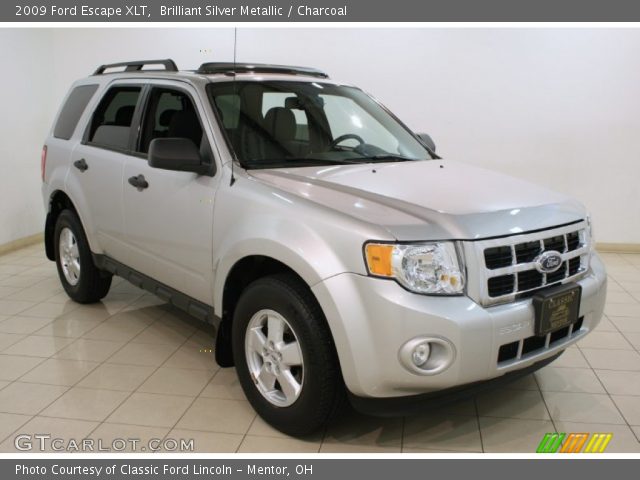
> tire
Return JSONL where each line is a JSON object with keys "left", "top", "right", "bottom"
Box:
{"left": 232, "top": 273, "right": 344, "bottom": 436}
{"left": 54, "top": 209, "right": 112, "bottom": 303}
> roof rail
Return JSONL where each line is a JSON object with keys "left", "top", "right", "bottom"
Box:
{"left": 93, "top": 59, "right": 179, "bottom": 75}
{"left": 196, "top": 62, "right": 329, "bottom": 78}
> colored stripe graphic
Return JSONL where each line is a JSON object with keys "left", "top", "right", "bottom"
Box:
{"left": 536, "top": 433, "right": 566, "bottom": 453}
{"left": 537, "top": 433, "right": 614, "bottom": 453}
{"left": 584, "top": 433, "right": 613, "bottom": 453}
{"left": 560, "top": 433, "right": 589, "bottom": 453}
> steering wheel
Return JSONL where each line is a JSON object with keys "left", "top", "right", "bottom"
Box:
{"left": 330, "top": 133, "right": 365, "bottom": 149}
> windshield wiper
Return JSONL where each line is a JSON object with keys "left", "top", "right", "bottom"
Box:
{"left": 246, "top": 158, "right": 364, "bottom": 169}
{"left": 247, "top": 156, "right": 416, "bottom": 169}
{"left": 296, "top": 157, "right": 362, "bottom": 164}
{"left": 359, "top": 154, "right": 415, "bottom": 162}
{"left": 290, "top": 157, "right": 365, "bottom": 165}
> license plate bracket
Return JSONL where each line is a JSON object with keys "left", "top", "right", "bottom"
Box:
{"left": 533, "top": 283, "right": 582, "bottom": 336}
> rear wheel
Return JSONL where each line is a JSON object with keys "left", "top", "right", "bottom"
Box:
{"left": 232, "top": 274, "right": 343, "bottom": 436}
{"left": 54, "top": 210, "right": 112, "bottom": 303}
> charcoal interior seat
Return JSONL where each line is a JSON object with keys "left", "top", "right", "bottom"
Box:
{"left": 264, "top": 107, "right": 296, "bottom": 151}
{"left": 167, "top": 109, "right": 203, "bottom": 147}
{"left": 264, "top": 106, "right": 311, "bottom": 159}
{"left": 113, "top": 105, "right": 135, "bottom": 126}
{"left": 158, "top": 109, "right": 177, "bottom": 133}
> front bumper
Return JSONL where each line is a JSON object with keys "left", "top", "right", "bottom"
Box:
{"left": 348, "top": 352, "right": 562, "bottom": 417}
{"left": 311, "top": 253, "right": 607, "bottom": 399}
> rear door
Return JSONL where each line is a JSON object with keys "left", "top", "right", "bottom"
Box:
{"left": 67, "top": 83, "right": 144, "bottom": 262}
{"left": 121, "top": 81, "right": 218, "bottom": 304}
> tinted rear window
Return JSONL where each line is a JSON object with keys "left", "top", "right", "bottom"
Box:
{"left": 53, "top": 85, "right": 99, "bottom": 140}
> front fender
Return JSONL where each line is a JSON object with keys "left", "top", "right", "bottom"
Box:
{"left": 211, "top": 172, "right": 393, "bottom": 313}
{"left": 213, "top": 235, "right": 344, "bottom": 315}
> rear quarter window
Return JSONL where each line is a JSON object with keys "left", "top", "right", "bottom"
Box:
{"left": 53, "top": 85, "right": 99, "bottom": 140}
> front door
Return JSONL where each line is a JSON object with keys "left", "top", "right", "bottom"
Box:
{"left": 121, "top": 82, "right": 218, "bottom": 304}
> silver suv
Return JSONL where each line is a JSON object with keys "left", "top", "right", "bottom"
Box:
{"left": 42, "top": 59, "right": 607, "bottom": 435}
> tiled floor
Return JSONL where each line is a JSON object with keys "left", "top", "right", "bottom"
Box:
{"left": 1, "top": 244, "right": 640, "bottom": 453}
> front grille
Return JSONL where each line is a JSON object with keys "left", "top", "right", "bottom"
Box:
{"left": 546, "top": 266, "right": 567, "bottom": 284}
{"left": 488, "top": 275, "right": 514, "bottom": 297}
{"left": 497, "top": 316, "right": 584, "bottom": 365}
{"left": 515, "top": 241, "right": 541, "bottom": 263}
{"left": 567, "top": 232, "right": 580, "bottom": 251}
{"left": 568, "top": 257, "right": 581, "bottom": 276}
{"left": 544, "top": 235, "right": 565, "bottom": 252}
{"left": 518, "top": 270, "right": 543, "bottom": 291}
{"left": 479, "top": 222, "right": 590, "bottom": 304}
{"left": 484, "top": 246, "right": 513, "bottom": 269}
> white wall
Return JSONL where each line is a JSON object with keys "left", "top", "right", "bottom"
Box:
{"left": 2, "top": 28, "right": 639, "bottom": 245}
{"left": 0, "top": 30, "right": 54, "bottom": 246}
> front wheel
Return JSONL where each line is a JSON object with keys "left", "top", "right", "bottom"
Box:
{"left": 232, "top": 274, "right": 344, "bottom": 436}
{"left": 54, "top": 210, "right": 112, "bottom": 303}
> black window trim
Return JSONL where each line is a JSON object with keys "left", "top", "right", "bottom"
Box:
{"left": 129, "top": 84, "right": 152, "bottom": 159}
{"left": 82, "top": 83, "right": 146, "bottom": 155}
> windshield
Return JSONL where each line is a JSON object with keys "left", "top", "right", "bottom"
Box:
{"left": 206, "top": 81, "right": 433, "bottom": 169}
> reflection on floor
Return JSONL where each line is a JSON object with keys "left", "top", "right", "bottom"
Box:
{"left": 1, "top": 244, "right": 639, "bottom": 453}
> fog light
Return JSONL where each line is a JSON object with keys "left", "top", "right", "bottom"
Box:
{"left": 399, "top": 336, "right": 456, "bottom": 375}
{"left": 412, "top": 343, "right": 430, "bottom": 367}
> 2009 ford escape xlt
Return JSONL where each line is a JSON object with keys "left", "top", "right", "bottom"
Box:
{"left": 42, "top": 59, "right": 607, "bottom": 435}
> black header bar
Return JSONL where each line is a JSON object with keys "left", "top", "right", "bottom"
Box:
{"left": 5, "top": 0, "right": 640, "bottom": 22}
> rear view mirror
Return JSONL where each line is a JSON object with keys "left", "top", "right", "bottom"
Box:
{"left": 284, "top": 96, "right": 303, "bottom": 109}
{"left": 417, "top": 133, "right": 436, "bottom": 153}
{"left": 148, "top": 138, "right": 208, "bottom": 175}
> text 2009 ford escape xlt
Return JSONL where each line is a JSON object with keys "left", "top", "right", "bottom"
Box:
{"left": 41, "top": 59, "right": 607, "bottom": 435}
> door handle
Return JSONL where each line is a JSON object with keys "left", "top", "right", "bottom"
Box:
{"left": 73, "top": 159, "right": 88, "bottom": 172}
{"left": 128, "top": 174, "right": 149, "bottom": 190}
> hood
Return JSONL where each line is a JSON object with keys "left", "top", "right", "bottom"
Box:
{"left": 248, "top": 159, "right": 586, "bottom": 241}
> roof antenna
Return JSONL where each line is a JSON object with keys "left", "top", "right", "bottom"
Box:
{"left": 229, "top": 27, "right": 238, "bottom": 186}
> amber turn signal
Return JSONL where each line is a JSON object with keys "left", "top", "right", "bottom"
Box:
{"left": 365, "top": 243, "right": 394, "bottom": 277}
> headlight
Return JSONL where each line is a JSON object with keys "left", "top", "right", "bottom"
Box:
{"left": 364, "top": 242, "right": 465, "bottom": 294}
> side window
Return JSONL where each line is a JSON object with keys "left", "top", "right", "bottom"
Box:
{"left": 87, "top": 86, "right": 141, "bottom": 150}
{"left": 138, "top": 88, "right": 204, "bottom": 154}
{"left": 54, "top": 84, "right": 99, "bottom": 140}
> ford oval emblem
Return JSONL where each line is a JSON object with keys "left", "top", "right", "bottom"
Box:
{"left": 535, "top": 251, "right": 563, "bottom": 273}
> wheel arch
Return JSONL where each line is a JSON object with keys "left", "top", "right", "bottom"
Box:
{"left": 44, "top": 190, "right": 80, "bottom": 261}
{"left": 214, "top": 254, "right": 327, "bottom": 368}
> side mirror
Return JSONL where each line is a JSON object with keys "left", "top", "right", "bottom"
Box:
{"left": 148, "top": 138, "right": 208, "bottom": 174}
{"left": 417, "top": 133, "right": 436, "bottom": 153}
